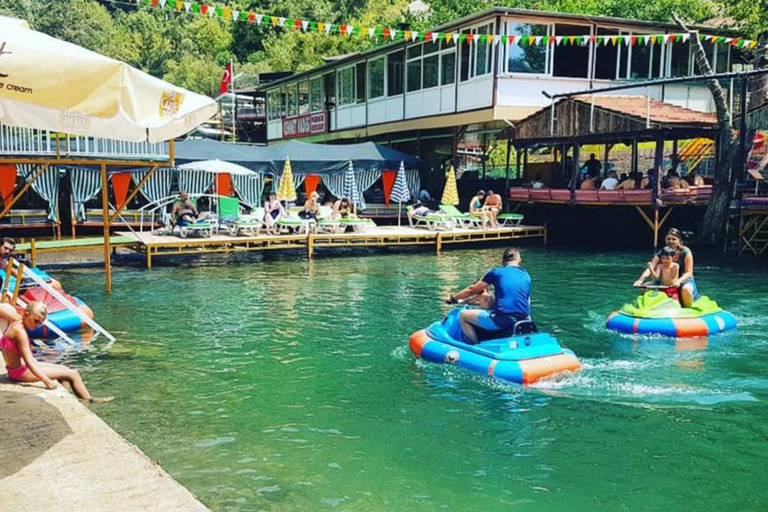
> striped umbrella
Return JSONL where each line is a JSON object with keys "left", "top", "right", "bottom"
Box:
{"left": 342, "top": 161, "right": 362, "bottom": 208}
{"left": 441, "top": 165, "right": 460, "bottom": 206}
{"left": 276, "top": 157, "right": 297, "bottom": 203}
{"left": 391, "top": 161, "right": 411, "bottom": 226}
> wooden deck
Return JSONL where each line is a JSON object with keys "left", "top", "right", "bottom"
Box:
{"left": 120, "top": 224, "right": 546, "bottom": 267}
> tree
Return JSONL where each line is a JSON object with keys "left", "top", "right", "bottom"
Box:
{"left": 164, "top": 54, "right": 225, "bottom": 97}
{"left": 110, "top": 10, "right": 173, "bottom": 77}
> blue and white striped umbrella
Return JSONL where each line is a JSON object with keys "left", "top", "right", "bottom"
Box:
{"left": 342, "top": 161, "right": 362, "bottom": 208}
{"left": 391, "top": 161, "right": 411, "bottom": 204}
{"left": 391, "top": 161, "right": 411, "bottom": 226}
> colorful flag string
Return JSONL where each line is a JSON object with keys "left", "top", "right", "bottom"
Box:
{"left": 131, "top": 0, "right": 761, "bottom": 50}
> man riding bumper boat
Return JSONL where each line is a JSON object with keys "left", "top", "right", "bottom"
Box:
{"left": 446, "top": 248, "right": 531, "bottom": 344}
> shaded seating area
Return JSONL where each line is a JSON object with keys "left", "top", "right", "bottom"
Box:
{"left": 509, "top": 186, "right": 713, "bottom": 205}
{"left": 0, "top": 164, "right": 61, "bottom": 236}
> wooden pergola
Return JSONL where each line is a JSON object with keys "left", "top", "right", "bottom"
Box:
{"left": 501, "top": 95, "right": 720, "bottom": 248}
{"left": 0, "top": 141, "right": 174, "bottom": 291}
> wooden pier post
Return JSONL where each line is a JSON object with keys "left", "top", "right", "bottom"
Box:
{"left": 100, "top": 163, "right": 112, "bottom": 292}
{"left": 307, "top": 233, "right": 314, "bottom": 259}
{"left": 436, "top": 232, "right": 443, "bottom": 254}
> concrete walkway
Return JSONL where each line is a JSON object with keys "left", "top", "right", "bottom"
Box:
{"left": 0, "top": 364, "right": 211, "bottom": 512}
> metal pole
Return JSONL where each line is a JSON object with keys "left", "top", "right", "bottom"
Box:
{"left": 505, "top": 139, "right": 511, "bottom": 212}
{"left": 101, "top": 163, "right": 112, "bottom": 292}
{"left": 231, "top": 59, "right": 237, "bottom": 142}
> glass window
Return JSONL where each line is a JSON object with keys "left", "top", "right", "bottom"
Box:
{"left": 369, "top": 57, "right": 385, "bottom": 99}
{"left": 441, "top": 51, "right": 456, "bottom": 85}
{"left": 594, "top": 27, "right": 619, "bottom": 80}
{"left": 338, "top": 67, "right": 355, "bottom": 106}
{"left": 407, "top": 44, "right": 422, "bottom": 60}
{"left": 267, "top": 90, "right": 281, "bottom": 120}
{"left": 715, "top": 43, "right": 729, "bottom": 73}
{"left": 407, "top": 59, "right": 422, "bottom": 92}
{"left": 309, "top": 77, "right": 323, "bottom": 112}
{"left": 388, "top": 50, "right": 404, "bottom": 96}
{"left": 280, "top": 87, "right": 286, "bottom": 118}
{"left": 356, "top": 62, "right": 366, "bottom": 103}
{"left": 424, "top": 41, "right": 440, "bottom": 55}
{"left": 507, "top": 23, "right": 549, "bottom": 74}
{"left": 630, "top": 43, "right": 651, "bottom": 79}
{"left": 475, "top": 24, "right": 492, "bottom": 77}
{"left": 552, "top": 24, "right": 590, "bottom": 78}
{"left": 731, "top": 47, "right": 754, "bottom": 72}
{"left": 298, "top": 80, "right": 309, "bottom": 116}
{"left": 423, "top": 54, "right": 439, "bottom": 88}
{"left": 286, "top": 84, "right": 298, "bottom": 117}
{"left": 650, "top": 44, "right": 663, "bottom": 78}
{"left": 324, "top": 73, "right": 335, "bottom": 109}
{"left": 669, "top": 41, "right": 691, "bottom": 77}
{"left": 460, "top": 29, "right": 472, "bottom": 81}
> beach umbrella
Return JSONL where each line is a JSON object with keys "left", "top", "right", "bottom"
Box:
{"left": 342, "top": 161, "right": 362, "bottom": 209}
{"left": 391, "top": 161, "right": 411, "bottom": 226}
{"left": 276, "top": 157, "right": 297, "bottom": 203}
{"left": 0, "top": 16, "right": 216, "bottom": 142}
{"left": 441, "top": 165, "right": 460, "bottom": 206}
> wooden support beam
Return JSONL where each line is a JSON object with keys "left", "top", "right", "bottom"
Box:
{"left": 11, "top": 262, "right": 24, "bottom": 306}
{"left": 109, "top": 164, "right": 158, "bottom": 224}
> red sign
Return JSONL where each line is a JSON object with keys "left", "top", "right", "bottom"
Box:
{"left": 283, "top": 112, "right": 327, "bottom": 138}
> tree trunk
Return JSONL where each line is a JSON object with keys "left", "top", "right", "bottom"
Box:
{"left": 673, "top": 14, "right": 736, "bottom": 246}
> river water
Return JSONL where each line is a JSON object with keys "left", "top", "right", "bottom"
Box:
{"left": 57, "top": 247, "right": 768, "bottom": 512}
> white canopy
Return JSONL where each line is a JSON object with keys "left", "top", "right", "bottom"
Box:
{"left": 0, "top": 16, "right": 217, "bottom": 143}
{"left": 177, "top": 159, "right": 256, "bottom": 175}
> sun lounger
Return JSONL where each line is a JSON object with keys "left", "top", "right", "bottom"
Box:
{"left": 218, "top": 196, "right": 264, "bottom": 236}
{"left": 162, "top": 211, "right": 213, "bottom": 238}
{"left": 406, "top": 205, "right": 454, "bottom": 230}
{"left": 438, "top": 205, "right": 483, "bottom": 228}
{"left": 497, "top": 213, "right": 525, "bottom": 226}
{"left": 276, "top": 215, "right": 316, "bottom": 234}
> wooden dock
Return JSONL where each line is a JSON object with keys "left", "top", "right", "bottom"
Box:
{"left": 120, "top": 224, "right": 547, "bottom": 267}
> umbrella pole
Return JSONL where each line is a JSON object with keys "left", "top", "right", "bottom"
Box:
{"left": 101, "top": 163, "right": 112, "bottom": 293}
{"left": 398, "top": 202, "right": 402, "bottom": 227}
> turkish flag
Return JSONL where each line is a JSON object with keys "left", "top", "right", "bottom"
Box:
{"left": 219, "top": 62, "right": 232, "bottom": 94}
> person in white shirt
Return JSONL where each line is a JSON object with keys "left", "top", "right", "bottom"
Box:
{"left": 600, "top": 170, "right": 619, "bottom": 190}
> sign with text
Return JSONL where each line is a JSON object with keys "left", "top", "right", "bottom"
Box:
{"left": 283, "top": 112, "right": 327, "bottom": 138}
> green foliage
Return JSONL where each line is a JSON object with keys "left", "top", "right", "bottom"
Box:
{"left": 0, "top": 0, "right": 760, "bottom": 99}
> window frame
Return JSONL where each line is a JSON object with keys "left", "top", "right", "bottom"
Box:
{"left": 501, "top": 20, "right": 553, "bottom": 76}
{"left": 309, "top": 76, "right": 324, "bottom": 113}
{"left": 337, "top": 65, "right": 356, "bottom": 107}
{"left": 368, "top": 56, "right": 386, "bottom": 100}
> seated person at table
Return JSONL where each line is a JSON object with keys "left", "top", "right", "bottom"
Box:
{"left": 686, "top": 170, "right": 705, "bottom": 186}
{"left": 617, "top": 172, "right": 637, "bottom": 190}
{"left": 666, "top": 170, "right": 690, "bottom": 190}
{"left": 580, "top": 173, "right": 597, "bottom": 190}
{"left": 648, "top": 246, "right": 680, "bottom": 301}
{"left": 298, "top": 191, "right": 321, "bottom": 220}
{"left": 601, "top": 171, "right": 619, "bottom": 190}
{"left": 172, "top": 191, "right": 211, "bottom": 226}
{"left": 333, "top": 197, "right": 357, "bottom": 219}
{"left": 640, "top": 170, "right": 651, "bottom": 189}
{"left": 530, "top": 174, "right": 545, "bottom": 189}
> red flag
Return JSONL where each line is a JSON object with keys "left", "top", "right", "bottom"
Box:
{"left": 219, "top": 62, "right": 232, "bottom": 94}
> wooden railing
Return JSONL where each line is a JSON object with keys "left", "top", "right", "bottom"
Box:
{"left": 0, "top": 122, "right": 167, "bottom": 160}
{"left": 508, "top": 186, "right": 713, "bottom": 205}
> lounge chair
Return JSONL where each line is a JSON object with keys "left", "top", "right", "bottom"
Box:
{"left": 406, "top": 205, "right": 454, "bottom": 231}
{"left": 438, "top": 205, "right": 483, "bottom": 229}
{"left": 339, "top": 217, "right": 376, "bottom": 232}
{"left": 218, "top": 196, "right": 264, "bottom": 236}
{"left": 316, "top": 206, "right": 342, "bottom": 233}
{"left": 161, "top": 196, "right": 214, "bottom": 238}
{"left": 497, "top": 213, "right": 525, "bottom": 226}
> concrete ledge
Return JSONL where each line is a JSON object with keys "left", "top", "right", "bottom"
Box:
{"left": 0, "top": 365, "right": 210, "bottom": 512}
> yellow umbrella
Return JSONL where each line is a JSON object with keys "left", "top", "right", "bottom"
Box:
{"left": 0, "top": 16, "right": 217, "bottom": 142}
{"left": 441, "top": 165, "right": 460, "bottom": 206}
{"left": 276, "top": 157, "right": 297, "bottom": 202}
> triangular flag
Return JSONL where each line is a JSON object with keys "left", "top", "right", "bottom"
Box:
{"left": 446, "top": 33, "right": 453, "bottom": 44}
{"left": 404, "top": 30, "right": 411, "bottom": 41}
{"left": 247, "top": 12, "right": 255, "bottom": 23}
{"left": 411, "top": 31, "right": 419, "bottom": 42}
{"left": 232, "top": 9, "right": 239, "bottom": 19}
{"left": 324, "top": 23, "right": 332, "bottom": 33}
{"left": 643, "top": 35, "right": 651, "bottom": 45}
{"left": 391, "top": 29, "right": 399, "bottom": 40}
{"left": 256, "top": 14, "right": 263, "bottom": 24}
{"left": 159, "top": 0, "right": 166, "bottom": 7}
{"left": 183, "top": 1, "right": 191, "bottom": 11}
{"left": 555, "top": 36, "right": 563, "bottom": 45}
{"left": 302, "top": 20, "right": 309, "bottom": 31}
{"left": 548, "top": 35, "right": 555, "bottom": 45}
{"left": 432, "top": 32, "right": 440, "bottom": 42}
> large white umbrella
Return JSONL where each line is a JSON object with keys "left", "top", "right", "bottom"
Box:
{"left": 0, "top": 16, "right": 217, "bottom": 143}
{"left": 177, "top": 159, "right": 255, "bottom": 175}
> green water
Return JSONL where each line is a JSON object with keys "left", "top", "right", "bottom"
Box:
{"left": 56, "top": 248, "right": 768, "bottom": 512}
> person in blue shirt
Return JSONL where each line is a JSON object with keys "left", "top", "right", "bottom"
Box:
{"left": 446, "top": 248, "right": 531, "bottom": 344}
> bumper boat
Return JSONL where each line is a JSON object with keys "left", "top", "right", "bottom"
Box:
{"left": 606, "top": 288, "right": 737, "bottom": 337}
{"left": 7, "top": 269, "right": 94, "bottom": 339}
{"left": 409, "top": 307, "right": 580, "bottom": 385}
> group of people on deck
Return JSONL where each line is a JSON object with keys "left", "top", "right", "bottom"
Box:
{"left": 533, "top": 153, "right": 705, "bottom": 191}
{"left": 447, "top": 227, "right": 700, "bottom": 345}
{"left": 171, "top": 190, "right": 361, "bottom": 236}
